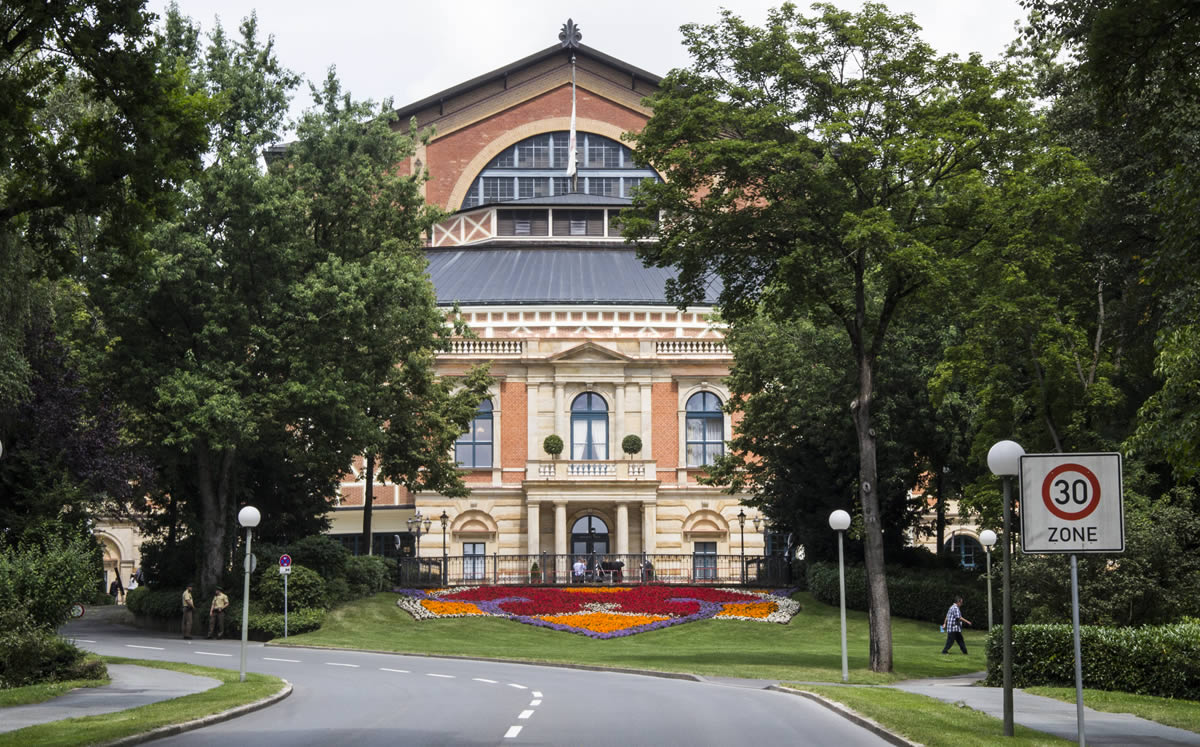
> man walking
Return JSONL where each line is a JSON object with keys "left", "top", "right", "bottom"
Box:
{"left": 941, "top": 595, "right": 972, "bottom": 654}
{"left": 207, "top": 586, "right": 229, "bottom": 639}
{"left": 181, "top": 584, "right": 195, "bottom": 639}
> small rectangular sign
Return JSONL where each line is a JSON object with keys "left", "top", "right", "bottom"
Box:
{"left": 279, "top": 565, "right": 291, "bottom": 575}
{"left": 1020, "top": 453, "right": 1124, "bottom": 553}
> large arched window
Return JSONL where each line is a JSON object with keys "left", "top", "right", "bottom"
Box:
{"left": 570, "top": 392, "right": 608, "bottom": 460}
{"left": 685, "top": 392, "right": 724, "bottom": 467}
{"left": 455, "top": 399, "right": 493, "bottom": 468}
{"left": 947, "top": 534, "right": 983, "bottom": 570}
{"left": 461, "top": 132, "right": 660, "bottom": 209}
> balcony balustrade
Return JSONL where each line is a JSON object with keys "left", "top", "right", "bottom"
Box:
{"left": 527, "top": 459, "right": 655, "bottom": 481}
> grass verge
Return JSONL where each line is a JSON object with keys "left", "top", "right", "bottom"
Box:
{"left": 801, "top": 686, "right": 1074, "bottom": 746}
{"left": 1025, "top": 687, "right": 1200, "bottom": 735}
{"left": 0, "top": 657, "right": 286, "bottom": 747}
{"left": 281, "top": 590, "right": 986, "bottom": 683}
{"left": 0, "top": 676, "right": 110, "bottom": 707}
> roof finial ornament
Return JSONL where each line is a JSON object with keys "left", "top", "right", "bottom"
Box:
{"left": 559, "top": 18, "right": 582, "bottom": 49}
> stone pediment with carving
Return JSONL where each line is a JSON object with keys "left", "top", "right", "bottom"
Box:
{"left": 547, "top": 341, "right": 634, "bottom": 363}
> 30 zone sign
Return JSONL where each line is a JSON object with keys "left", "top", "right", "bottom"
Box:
{"left": 1020, "top": 453, "right": 1124, "bottom": 553}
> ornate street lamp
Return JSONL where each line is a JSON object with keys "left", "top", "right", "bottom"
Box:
{"left": 737, "top": 508, "right": 747, "bottom": 583}
{"left": 237, "top": 505, "right": 260, "bottom": 683}
{"left": 440, "top": 510, "right": 449, "bottom": 581}
{"left": 980, "top": 529, "right": 998, "bottom": 632}
{"left": 829, "top": 509, "right": 852, "bottom": 683}
{"left": 988, "top": 439, "right": 1024, "bottom": 738}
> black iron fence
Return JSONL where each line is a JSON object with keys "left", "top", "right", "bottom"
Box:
{"left": 396, "top": 553, "right": 792, "bottom": 588}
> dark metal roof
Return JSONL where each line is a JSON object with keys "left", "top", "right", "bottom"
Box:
{"left": 393, "top": 44, "right": 662, "bottom": 123}
{"left": 425, "top": 247, "right": 718, "bottom": 306}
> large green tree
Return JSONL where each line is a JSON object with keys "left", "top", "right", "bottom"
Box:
{"left": 626, "top": 3, "right": 1064, "bottom": 671}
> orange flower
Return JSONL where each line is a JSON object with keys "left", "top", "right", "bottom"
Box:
{"left": 422, "top": 600, "right": 484, "bottom": 616}
{"left": 715, "top": 602, "right": 777, "bottom": 619}
{"left": 536, "top": 612, "right": 671, "bottom": 633}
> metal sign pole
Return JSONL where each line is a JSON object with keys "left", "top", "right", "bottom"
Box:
{"left": 1071, "top": 554, "right": 1086, "bottom": 746}
{"left": 284, "top": 572, "right": 289, "bottom": 639}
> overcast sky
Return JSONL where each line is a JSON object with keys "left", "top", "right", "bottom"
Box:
{"left": 148, "top": 0, "right": 1030, "bottom": 127}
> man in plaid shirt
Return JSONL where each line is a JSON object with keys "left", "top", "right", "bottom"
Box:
{"left": 941, "top": 596, "right": 972, "bottom": 654}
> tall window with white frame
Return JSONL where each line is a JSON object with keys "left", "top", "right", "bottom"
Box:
{"left": 685, "top": 392, "right": 724, "bottom": 467}
{"left": 570, "top": 392, "right": 608, "bottom": 460}
{"left": 455, "top": 399, "right": 493, "bottom": 468}
{"left": 693, "top": 541, "right": 717, "bottom": 581}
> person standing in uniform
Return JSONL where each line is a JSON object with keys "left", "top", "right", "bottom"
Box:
{"left": 941, "top": 595, "right": 972, "bottom": 654}
{"left": 109, "top": 574, "right": 125, "bottom": 604}
{"left": 207, "top": 586, "right": 229, "bottom": 639}
{"left": 181, "top": 584, "right": 195, "bottom": 639}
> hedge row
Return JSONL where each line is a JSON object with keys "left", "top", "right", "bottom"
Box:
{"left": 984, "top": 622, "right": 1200, "bottom": 700}
{"left": 0, "top": 609, "right": 106, "bottom": 688}
{"left": 806, "top": 561, "right": 989, "bottom": 625}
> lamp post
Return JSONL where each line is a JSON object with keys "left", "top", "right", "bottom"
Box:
{"left": 237, "top": 505, "right": 260, "bottom": 684}
{"left": 737, "top": 508, "right": 746, "bottom": 584}
{"left": 829, "top": 509, "right": 852, "bottom": 683}
{"left": 988, "top": 439, "right": 1024, "bottom": 738}
{"left": 752, "top": 515, "right": 761, "bottom": 583}
{"left": 440, "top": 510, "right": 449, "bottom": 582}
{"left": 980, "top": 529, "right": 997, "bottom": 632}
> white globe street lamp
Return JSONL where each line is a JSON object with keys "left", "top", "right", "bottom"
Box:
{"left": 988, "top": 439, "right": 1023, "bottom": 737}
{"left": 829, "top": 509, "right": 851, "bottom": 683}
{"left": 979, "top": 529, "right": 998, "bottom": 631}
{"left": 237, "top": 505, "right": 261, "bottom": 683}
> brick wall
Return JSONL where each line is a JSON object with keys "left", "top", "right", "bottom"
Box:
{"left": 500, "top": 381, "right": 527, "bottom": 482}
{"left": 652, "top": 381, "right": 678, "bottom": 473}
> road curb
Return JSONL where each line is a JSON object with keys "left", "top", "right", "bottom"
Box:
{"left": 768, "top": 685, "right": 919, "bottom": 747}
{"left": 100, "top": 679, "right": 293, "bottom": 746}
{"left": 265, "top": 641, "right": 702, "bottom": 682}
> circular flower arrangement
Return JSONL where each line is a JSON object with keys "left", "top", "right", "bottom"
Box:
{"left": 395, "top": 585, "right": 800, "bottom": 638}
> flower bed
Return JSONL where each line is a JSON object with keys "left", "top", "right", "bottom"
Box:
{"left": 395, "top": 585, "right": 800, "bottom": 638}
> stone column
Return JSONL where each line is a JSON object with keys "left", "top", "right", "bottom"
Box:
{"left": 554, "top": 382, "right": 566, "bottom": 447}
{"left": 642, "top": 503, "right": 657, "bottom": 553}
{"left": 614, "top": 383, "right": 626, "bottom": 452}
{"left": 555, "top": 502, "right": 568, "bottom": 581}
{"left": 527, "top": 502, "right": 540, "bottom": 555}
{"left": 639, "top": 383, "right": 652, "bottom": 457}
{"left": 616, "top": 503, "right": 629, "bottom": 555}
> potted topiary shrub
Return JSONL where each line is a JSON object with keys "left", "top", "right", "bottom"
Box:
{"left": 543, "top": 434, "right": 564, "bottom": 458}
{"left": 622, "top": 434, "right": 643, "bottom": 458}
{"left": 529, "top": 561, "right": 541, "bottom": 584}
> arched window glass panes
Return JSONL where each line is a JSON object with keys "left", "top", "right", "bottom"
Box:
{"left": 570, "top": 392, "right": 608, "bottom": 460}
{"left": 947, "top": 535, "right": 983, "bottom": 570}
{"left": 455, "top": 399, "right": 493, "bottom": 468}
{"left": 685, "top": 392, "right": 724, "bottom": 467}
{"left": 461, "top": 132, "right": 661, "bottom": 209}
{"left": 570, "top": 515, "right": 609, "bottom": 557}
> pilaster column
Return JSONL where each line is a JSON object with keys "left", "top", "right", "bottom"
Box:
{"left": 616, "top": 503, "right": 629, "bottom": 555}
{"left": 614, "top": 383, "right": 626, "bottom": 449}
{"left": 639, "top": 383, "right": 652, "bottom": 457}
{"left": 554, "top": 382, "right": 566, "bottom": 447}
{"left": 555, "top": 502, "right": 568, "bottom": 582}
{"left": 527, "top": 502, "right": 540, "bottom": 555}
{"left": 642, "top": 503, "right": 657, "bottom": 553}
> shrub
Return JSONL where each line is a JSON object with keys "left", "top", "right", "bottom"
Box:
{"left": 288, "top": 535, "right": 350, "bottom": 580}
{"left": 226, "top": 603, "right": 325, "bottom": 641}
{"left": 344, "top": 555, "right": 390, "bottom": 597}
{"left": 985, "top": 622, "right": 1200, "bottom": 700}
{"left": 126, "top": 586, "right": 185, "bottom": 619}
{"left": 0, "top": 608, "right": 106, "bottom": 688}
{"left": 807, "top": 561, "right": 988, "bottom": 625}
{"left": 256, "top": 564, "right": 326, "bottom": 612}
{"left": 543, "top": 434, "right": 563, "bottom": 456}
{"left": 0, "top": 535, "right": 99, "bottom": 629}
{"left": 621, "top": 434, "right": 642, "bottom": 456}
{"left": 326, "top": 577, "right": 351, "bottom": 605}
{"left": 136, "top": 536, "right": 198, "bottom": 589}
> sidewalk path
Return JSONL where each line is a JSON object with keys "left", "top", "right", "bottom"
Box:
{"left": 892, "top": 673, "right": 1200, "bottom": 746}
{"left": 0, "top": 665, "right": 221, "bottom": 734}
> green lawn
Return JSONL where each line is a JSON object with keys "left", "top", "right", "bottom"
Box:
{"left": 1026, "top": 686, "right": 1200, "bottom": 735}
{"left": 0, "top": 657, "right": 286, "bottom": 747}
{"left": 281, "top": 590, "right": 986, "bottom": 683}
{"left": 801, "top": 686, "right": 1075, "bottom": 746}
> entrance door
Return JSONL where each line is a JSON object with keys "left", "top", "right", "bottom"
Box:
{"left": 570, "top": 515, "right": 609, "bottom": 556}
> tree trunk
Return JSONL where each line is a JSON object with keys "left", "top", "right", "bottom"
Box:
{"left": 853, "top": 349, "right": 893, "bottom": 673}
{"left": 935, "top": 468, "right": 945, "bottom": 555}
{"left": 195, "top": 443, "right": 235, "bottom": 598}
{"left": 362, "top": 452, "right": 374, "bottom": 555}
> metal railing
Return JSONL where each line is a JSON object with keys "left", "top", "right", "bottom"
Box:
{"left": 395, "top": 553, "right": 792, "bottom": 588}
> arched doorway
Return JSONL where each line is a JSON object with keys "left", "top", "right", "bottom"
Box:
{"left": 571, "top": 515, "right": 609, "bottom": 557}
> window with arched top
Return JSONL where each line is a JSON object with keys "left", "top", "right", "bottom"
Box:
{"left": 455, "top": 399, "right": 493, "bottom": 468}
{"left": 947, "top": 534, "right": 983, "bottom": 570}
{"left": 685, "top": 392, "right": 724, "bottom": 467}
{"left": 570, "top": 392, "right": 608, "bottom": 460}
{"left": 460, "top": 131, "right": 661, "bottom": 209}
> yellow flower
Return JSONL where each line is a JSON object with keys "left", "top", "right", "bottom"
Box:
{"left": 716, "top": 602, "right": 777, "bottom": 619}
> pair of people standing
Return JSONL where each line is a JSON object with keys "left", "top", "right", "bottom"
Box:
{"left": 181, "top": 585, "right": 229, "bottom": 639}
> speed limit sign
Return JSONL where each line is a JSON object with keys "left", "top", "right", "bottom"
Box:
{"left": 1020, "top": 453, "right": 1124, "bottom": 553}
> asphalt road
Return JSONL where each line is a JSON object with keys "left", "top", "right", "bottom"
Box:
{"left": 64, "top": 614, "right": 893, "bottom": 746}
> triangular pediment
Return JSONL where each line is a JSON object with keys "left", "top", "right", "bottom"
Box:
{"left": 548, "top": 341, "right": 633, "bottom": 363}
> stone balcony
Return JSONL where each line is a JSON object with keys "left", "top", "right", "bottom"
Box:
{"left": 525, "top": 459, "right": 656, "bottom": 481}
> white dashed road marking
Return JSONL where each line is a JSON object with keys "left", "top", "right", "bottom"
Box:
{"left": 508, "top": 683, "right": 527, "bottom": 690}
{"left": 504, "top": 726, "right": 523, "bottom": 739}
{"left": 195, "top": 651, "right": 232, "bottom": 657}
{"left": 74, "top": 639, "right": 97, "bottom": 643}
{"left": 530, "top": 699, "right": 542, "bottom": 706}
{"left": 473, "top": 678, "right": 497, "bottom": 683}
{"left": 263, "top": 657, "right": 300, "bottom": 663}
{"left": 326, "top": 662, "right": 359, "bottom": 668}
{"left": 518, "top": 710, "right": 534, "bottom": 720}
{"left": 126, "top": 645, "right": 164, "bottom": 650}
{"left": 380, "top": 668, "right": 409, "bottom": 673}
{"left": 427, "top": 673, "right": 455, "bottom": 679}
{"left": 532, "top": 691, "right": 542, "bottom": 698}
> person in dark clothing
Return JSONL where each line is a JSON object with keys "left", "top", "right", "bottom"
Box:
{"left": 109, "top": 575, "right": 124, "bottom": 604}
{"left": 941, "top": 596, "right": 972, "bottom": 654}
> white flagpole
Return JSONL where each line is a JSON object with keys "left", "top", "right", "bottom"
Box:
{"left": 566, "top": 53, "right": 577, "bottom": 186}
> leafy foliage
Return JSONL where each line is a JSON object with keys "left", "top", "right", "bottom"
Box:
{"left": 256, "top": 564, "right": 326, "bottom": 613}
{"left": 807, "top": 561, "right": 987, "bottom": 626}
{"left": 0, "top": 533, "right": 100, "bottom": 630}
{"left": 621, "top": 434, "right": 643, "bottom": 456}
{"left": 287, "top": 535, "right": 350, "bottom": 582}
{"left": 0, "top": 608, "right": 106, "bottom": 689}
{"left": 543, "top": 435, "right": 564, "bottom": 457}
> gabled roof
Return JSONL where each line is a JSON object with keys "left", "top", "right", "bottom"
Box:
{"left": 392, "top": 43, "right": 662, "bottom": 123}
